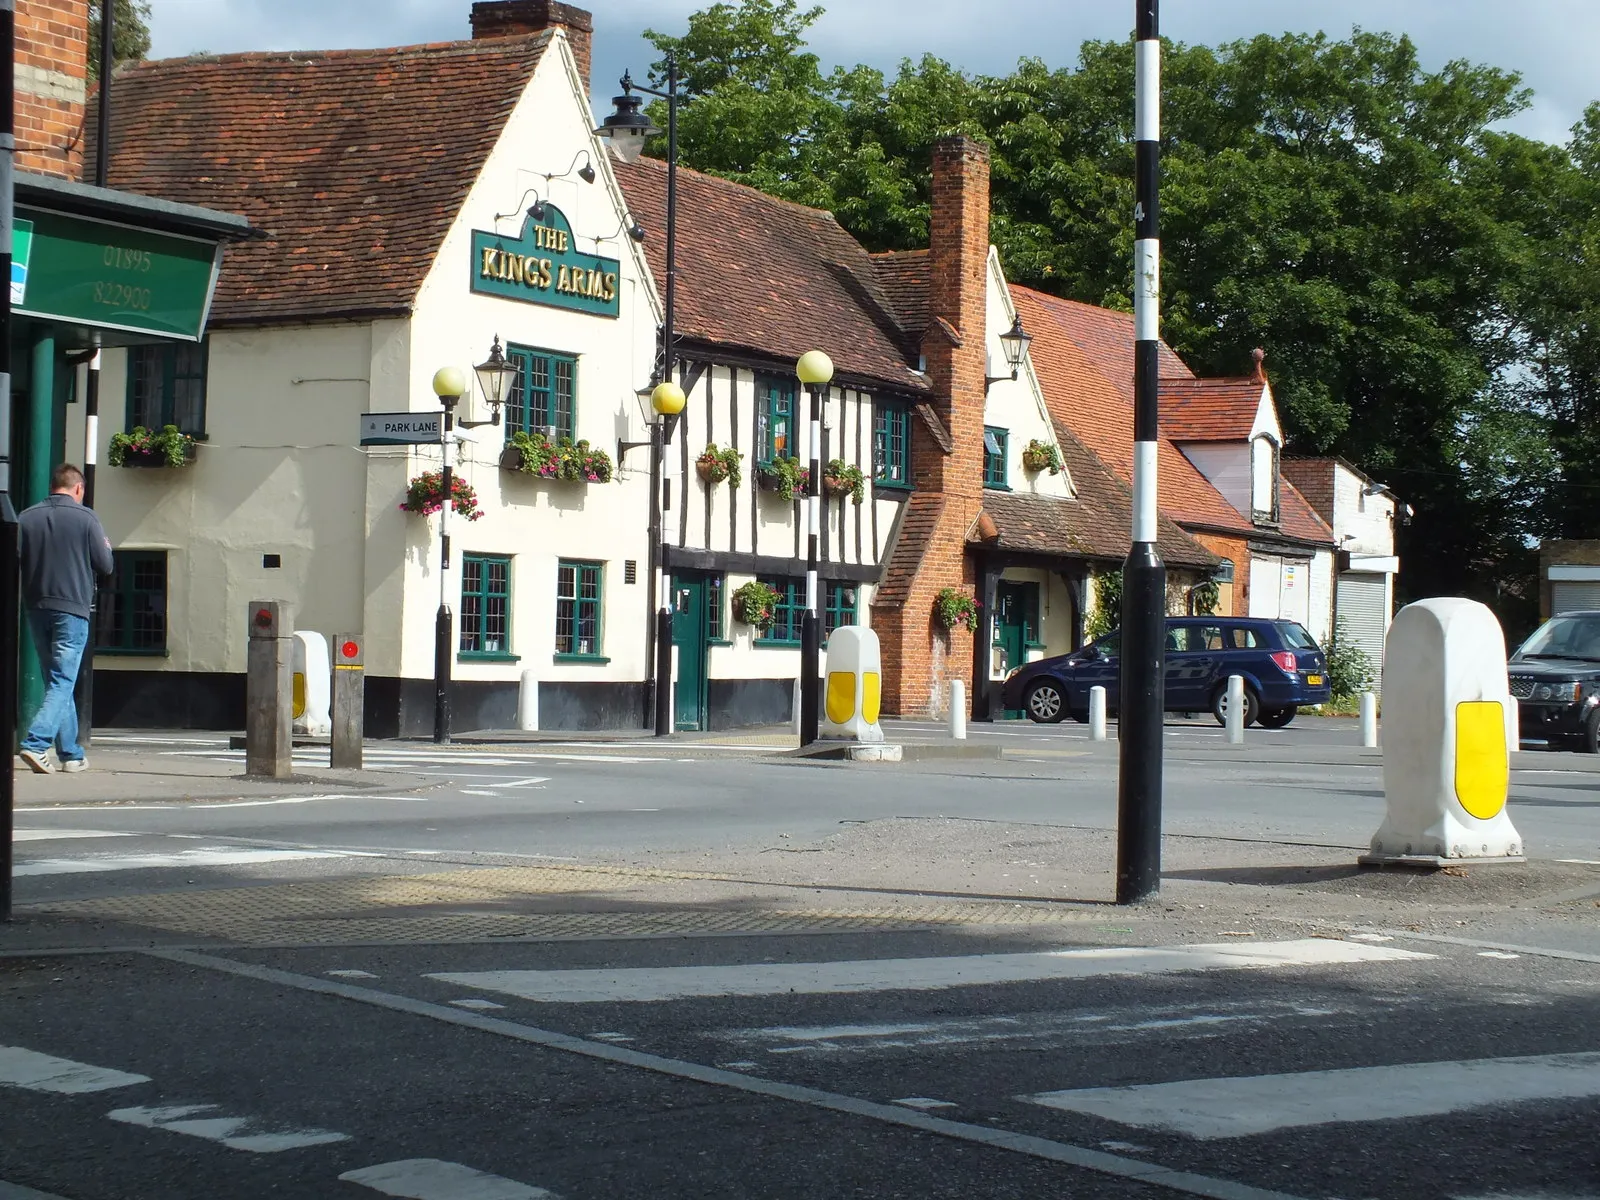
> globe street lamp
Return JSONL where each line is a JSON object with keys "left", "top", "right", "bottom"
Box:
{"left": 430, "top": 338, "right": 515, "bottom": 745}
{"left": 796, "top": 349, "right": 835, "bottom": 746}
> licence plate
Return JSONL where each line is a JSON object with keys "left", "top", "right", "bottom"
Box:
{"left": 1307, "top": 674, "right": 1323, "bottom": 686}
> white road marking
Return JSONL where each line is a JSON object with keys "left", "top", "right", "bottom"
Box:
{"left": 340, "top": 1158, "right": 557, "bottom": 1198}
{"left": 429, "top": 940, "right": 1432, "bottom": 1004}
{"left": 0, "top": 1046, "right": 150, "bottom": 1094}
{"left": 107, "top": 1103, "right": 349, "bottom": 1152}
{"left": 10, "top": 829, "right": 133, "bottom": 842}
{"left": 326, "top": 970, "right": 378, "bottom": 980}
{"left": 892, "top": 1097, "right": 956, "bottom": 1110}
{"left": 586, "top": 1032, "right": 632, "bottom": 1042}
{"left": 1478, "top": 951, "right": 1521, "bottom": 960}
{"left": 1026, "top": 1051, "right": 1600, "bottom": 1139}
{"left": 14, "top": 846, "right": 363, "bottom": 876}
{"left": 448, "top": 999, "right": 505, "bottom": 1011}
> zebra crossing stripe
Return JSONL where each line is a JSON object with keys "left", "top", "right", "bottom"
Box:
{"left": 108, "top": 1103, "right": 349, "bottom": 1153}
{"left": 0, "top": 1046, "right": 150, "bottom": 1094}
{"left": 339, "top": 1159, "right": 557, "bottom": 1198}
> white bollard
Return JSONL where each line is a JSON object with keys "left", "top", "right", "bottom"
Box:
{"left": 949, "top": 679, "right": 967, "bottom": 739}
{"left": 1225, "top": 674, "right": 1245, "bottom": 744}
{"left": 518, "top": 670, "right": 539, "bottom": 732}
{"left": 819, "top": 626, "right": 885, "bottom": 743}
{"left": 291, "top": 631, "right": 332, "bottom": 737}
{"left": 1089, "top": 685, "right": 1107, "bottom": 741}
{"left": 791, "top": 676, "right": 803, "bottom": 736}
{"left": 1359, "top": 691, "right": 1377, "bottom": 748}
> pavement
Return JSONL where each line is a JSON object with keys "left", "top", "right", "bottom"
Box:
{"left": 1, "top": 724, "right": 1597, "bottom": 1198}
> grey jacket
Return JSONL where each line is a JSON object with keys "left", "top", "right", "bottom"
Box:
{"left": 20, "top": 494, "right": 115, "bottom": 619}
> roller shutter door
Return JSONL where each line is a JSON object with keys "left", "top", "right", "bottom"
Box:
{"left": 1551, "top": 581, "right": 1600, "bottom": 614}
{"left": 1336, "top": 572, "right": 1389, "bottom": 694}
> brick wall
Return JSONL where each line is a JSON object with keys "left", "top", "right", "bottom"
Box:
{"left": 1191, "top": 532, "right": 1250, "bottom": 615}
{"left": 875, "top": 137, "right": 990, "bottom": 718}
{"left": 1539, "top": 539, "right": 1600, "bottom": 619}
{"left": 16, "top": 0, "right": 89, "bottom": 178}
{"left": 471, "top": 1, "right": 592, "bottom": 92}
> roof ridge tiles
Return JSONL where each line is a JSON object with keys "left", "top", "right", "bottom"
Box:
{"left": 123, "top": 31, "right": 553, "bottom": 72}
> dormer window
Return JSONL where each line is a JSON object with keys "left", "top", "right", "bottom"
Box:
{"left": 1251, "top": 434, "right": 1280, "bottom": 525}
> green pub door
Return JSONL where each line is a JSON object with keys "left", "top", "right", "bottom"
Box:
{"left": 671, "top": 573, "right": 714, "bottom": 731}
{"left": 994, "top": 581, "right": 1040, "bottom": 719}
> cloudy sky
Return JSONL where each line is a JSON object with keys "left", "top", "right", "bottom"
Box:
{"left": 147, "top": 0, "right": 1596, "bottom": 146}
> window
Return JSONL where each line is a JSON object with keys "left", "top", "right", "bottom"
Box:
{"left": 506, "top": 344, "right": 577, "bottom": 440}
{"left": 95, "top": 550, "right": 166, "bottom": 654}
{"left": 873, "top": 403, "right": 910, "bottom": 488}
{"left": 1169, "top": 624, "right": 1225, "bottom": 653}
{"left": 824, "top": 582, "right": 857, "bottom": 640}
{"left": 983, "top": 426, "right": 1009, "bottom": 488}
{"left": 460, "top": 554, "right": 513, "bottom": 658}
{"left": 1251, "top": 435, "right": 1280, "bottom": 523}
{"left": 707, "top": 575, "right": 725, "bottom": 642}
{"left": 556, "top": 560, "right": 605, "bottom": 659}
{"left": 127, "top": 342, "right": 207, "bottom": 434}
{"left": 756, "top": 578, "right": 805, "bottom": 645}
{"left": 1227, "top": 627, "right": 1261, "bottom": 649}
{"left": 756, "top": 374, "right": 795, "bottom": 463}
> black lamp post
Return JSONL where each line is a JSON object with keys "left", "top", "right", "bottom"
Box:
{"left": 795, "top": 350, "right": 834, "bottom": 746}
{"left": 598, "top": 56, "right": 685, "bottom": 737}
{"left": 428, "top": 337, "right": 517, "bottom": 745}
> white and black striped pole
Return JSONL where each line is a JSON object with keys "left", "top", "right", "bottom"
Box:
{"left": 796, "top": 350, "right": 834, "bottom": 746}
{"left": 1117, "top": 0, "right": 1166, "bottom": 905}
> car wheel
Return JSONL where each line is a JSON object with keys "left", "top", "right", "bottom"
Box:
{"left": 1257, "top": 706, "right": 1296, "bottom": 729}
{"left": 1584, "top": 708, "right": 1600, "bottom": 754}
{"left": 1025, "top": 680, "right": 1067, "bottom": 724}
{"left": 1211, "top": 682, "right": 1260, "bottom": 728}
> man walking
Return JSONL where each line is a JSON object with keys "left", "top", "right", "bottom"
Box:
{"left": 18, "top": 463, "right": 114, "bottom": 773}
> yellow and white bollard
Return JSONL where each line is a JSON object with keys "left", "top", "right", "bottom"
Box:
{"left": 291, "top": 630, "right": 332, "bottom": 737}
{"left": 1363, "top": 598, "right": 1524, "bottom": 865}
{"left": 819, "top": 626, "right": 885, "bottom": 744}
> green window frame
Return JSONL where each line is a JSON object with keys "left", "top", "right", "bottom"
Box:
{"left": 755, "top": 374, "right": 796, "bottom": 465}
{"left": 755, "top": 578, "right": 805, "bottom": 646}
{"left": 873, "top": 402, "right": 910, "bottom": 489}
{"left": 94, "top": 550, "right": 167, "bottom": 655}
{"left": 505, "top": 344, "right": 577, "bottom": 441}
{"left": 460, "top": 553, "right": 514, "bottom": 660}
{"left": 556, "top": 560, "right": 605, "bottom": 660}
{"left": 126, "top": 341, "right": 207, "bottom": 435}
{"left": 824, "top": 582, "right": 857, "bottom": 641}
{"left": 983, "top": 426, "right": 1009, "bottom": 489}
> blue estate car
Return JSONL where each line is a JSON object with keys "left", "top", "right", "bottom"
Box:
{"left": 1000, "top": 616, "right": 1332, "bottom": 728}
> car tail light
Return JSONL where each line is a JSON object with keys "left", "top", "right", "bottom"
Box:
{"left": 1270, "top": 651, "right": 1298, "bottom": 676}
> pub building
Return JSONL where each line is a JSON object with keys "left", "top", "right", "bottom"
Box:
{"left": 84, "top": 0, "right": 1238, "bottom": 734}
{"left": 7, "top": 0, "right": 252, "bottom": 726}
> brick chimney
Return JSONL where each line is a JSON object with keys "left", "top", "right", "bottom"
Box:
{"left": 916, "top": 135, "right": 990, "bottom": 498}
{"left": 471, "top": 1, "right": 592, "bottom": 92}
{"left": 15, "top": 0, "right": 89, "bottom": 179}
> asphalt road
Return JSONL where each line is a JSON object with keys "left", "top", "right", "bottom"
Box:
{"left": 3, "top": 725, "right": 1597, "bottom": 1199}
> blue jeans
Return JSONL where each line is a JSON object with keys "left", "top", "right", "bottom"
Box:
{"left": 22, "top": 608, "right": 89, "bottom": 761}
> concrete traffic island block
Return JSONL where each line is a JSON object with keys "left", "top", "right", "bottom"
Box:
{"left": 818, "top": 626, "right": 886, "bottom": 744}
{"left": 1362, "top": 597, "right": 1525, "bottom": 868}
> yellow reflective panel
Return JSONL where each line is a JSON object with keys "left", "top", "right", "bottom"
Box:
{"left": 826, "top": 672, "right": 856, "bottom": 724}
{"left": 1455, "top": 700, "right": 1509, "bottom": 820}
{"left": 863, "top": 672, "right": 882, "bottom": 725}
{"left": 292, "top": 673, "right": 307, "bottom": 720}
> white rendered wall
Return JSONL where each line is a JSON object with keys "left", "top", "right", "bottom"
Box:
{"left": 1181, "top": 443, "right": 1251, "bottom": 520}
{"left": 983, "top": 249, "right": 1074, "bottom": 500}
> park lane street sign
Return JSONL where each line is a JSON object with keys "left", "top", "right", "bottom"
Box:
{"left": 360, "top": 412, "right": 443, "bottom": 446}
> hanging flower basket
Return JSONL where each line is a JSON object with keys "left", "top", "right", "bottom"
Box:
{"left": 934, "top": 587, "right": 979, "bottom": 632}
{"left": 501, "top": 431, "right": 614, "bottom": 483}
{"left": 1022, "top": 439, "right": 1064, "bottom": 475}
{"left": 109, "top": 424, "right": 197, "bottom": 468}
{"left": 696, "top": 444, "right": 743, "bottom": 488}
{"left": 822, "top": 459, "right": 866, "bottom": 503}
{"left": 400, "top": 470, "right": 484, "bottom": 521}
{"left": 756, "top": 457, "right": 809, "bottom": 501}
{"left": 732, "top": 580, "right": 779, "bottom": 631}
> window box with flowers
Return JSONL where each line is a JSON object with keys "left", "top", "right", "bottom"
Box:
{"left": 498, "top": 431, "right": 614, "bottom": 483}
{"left": 731, "top": 580, "right": 780, "bottom": 633}
{"left": 695, "top": 443, "right": 742, "bottom": 488}
{"left": 823, "top": 459, "right": 865, "bottom": 503}
{"left": 934, "top": 587, "right": 979, "bottom": 632}
{"left": 1021, "top": 439, "right": 1063, "bottom": 475}
{"left": 400, "top": 471, "right": 484, "bottom": 521}
{"left": 109, "top": 425, "right": 198, "bottom": 469}
{"left": 756, "top": 456, "right": 809, "bottom": 501}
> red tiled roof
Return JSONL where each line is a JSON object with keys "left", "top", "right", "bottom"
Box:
{"left": 870, "top": 249, "right": 930, "bottom": 335}
{"left": 614, "top": 158, "right": 927, "bottom": 394}
{"left": 1280, "top": 458, "right": 1336, "bottom": 525}
{"left": 88, "top": 35, "right": 554, "bottom": 324}
{"left": 1277, "top": 480, "right": 1335, "bottom": 545}
{"left": 1159, "top": 378, "right": 1266, "bottom": 442}
{"left": 1013, "top": 287, "right": 1253, "bottom": 536}
{"left": 875, "top": 493, "right": 944, "bottom": 608}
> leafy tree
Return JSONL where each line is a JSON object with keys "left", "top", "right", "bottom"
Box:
{"left": 88, "top": 0, "right": 152, "bottom": 83}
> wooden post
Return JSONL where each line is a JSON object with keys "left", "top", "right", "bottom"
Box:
{"left": 331, "top": 633, "right": 364, "bottom": 769}
{"left": 245, "top": 600, "right": 293, "bottom": 779}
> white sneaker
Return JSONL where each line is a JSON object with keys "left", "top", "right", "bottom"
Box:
{"left": 60, "top": 757, "right": 88, "bottom": 773}
{"left": 19, "top": 749, "right": 53, "bottom": 774}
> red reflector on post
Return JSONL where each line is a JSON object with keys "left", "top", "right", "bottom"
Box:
{"left": 341, "top": 641, "right": 359, "bottom": 659}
